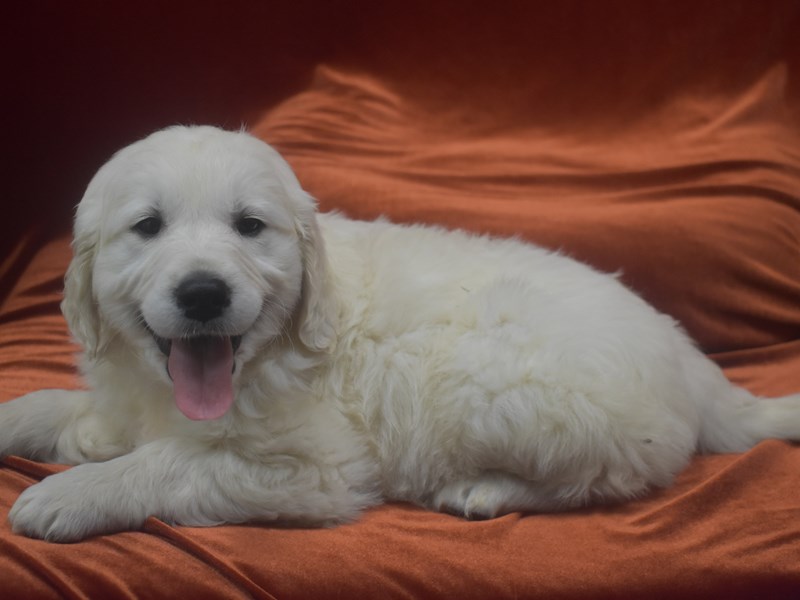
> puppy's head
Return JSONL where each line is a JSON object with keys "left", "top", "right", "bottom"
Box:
{"left": 62, "top": 126, "right": 335, "bottom": 420}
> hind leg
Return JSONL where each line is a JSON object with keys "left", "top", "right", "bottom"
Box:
{"left": 430, "top": 466, "right": 657, "bottom": 519}
{"left": 431, "top": 471, "right": 559, "bottom": 519}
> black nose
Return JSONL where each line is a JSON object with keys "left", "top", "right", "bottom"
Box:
{"left": 174, "top": 272, "right": 231, "bottom": 323}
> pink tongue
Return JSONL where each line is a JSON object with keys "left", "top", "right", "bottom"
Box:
{"left": 168, "top": 337, "right": 234, "bottom": 420}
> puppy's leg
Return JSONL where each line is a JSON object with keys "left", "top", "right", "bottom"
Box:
{"left": 8, "top": 437, "right": 375, "bottom": 542}
{"left": 0, "top": 390, "right": 129, "bottom": 464}
{"left": 432, "top": 472, "right": 558, "bottom": 519}
{"left": 431, "top": 469, "right": 651, "bottom": 519}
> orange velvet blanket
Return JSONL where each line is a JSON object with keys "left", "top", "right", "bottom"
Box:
{"left": 2, "top": 2, "right": 800, "bottom": 597}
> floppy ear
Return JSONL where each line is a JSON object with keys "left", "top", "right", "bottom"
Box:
{"left": 61, "top": 227, "right": 106, "bottom": 360}
{"left": 255, "top": 134, "right": 337, "bottom": 352}
{"left": 294, "top": 201, "right": 337, "bottom": 353}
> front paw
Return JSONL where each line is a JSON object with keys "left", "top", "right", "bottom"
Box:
{"left": 8, "top": 464, "right": 144, "bottom": 542}
{"left": 0, "top": 389, "right": 90, "bottom": 462}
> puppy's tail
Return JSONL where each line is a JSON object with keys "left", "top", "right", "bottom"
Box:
{"left": 698, "top": 386, "right": 800, "bottom": 454}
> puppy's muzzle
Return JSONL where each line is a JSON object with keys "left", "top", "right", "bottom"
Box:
{"left": 175, "top": 271, "right": 231, "bottom": 322}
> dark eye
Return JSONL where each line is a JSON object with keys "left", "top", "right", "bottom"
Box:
{"left": 132, "top": 216, "right": 163, "bottom": 237}
{"left": 236, "top": 216, "right": 266, "bottom": 237}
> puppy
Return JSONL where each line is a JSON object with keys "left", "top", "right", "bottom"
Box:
{"left": 3, "top": 126, "right": 799, "bottom": 542}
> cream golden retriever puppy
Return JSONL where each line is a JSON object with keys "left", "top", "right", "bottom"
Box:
{"left": 3, "top": 126, "right": 799, "bottom": 542}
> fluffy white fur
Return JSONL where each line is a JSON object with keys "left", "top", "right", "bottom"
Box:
{"left": 3, "top": 125, "right": 800, "bottom": 542}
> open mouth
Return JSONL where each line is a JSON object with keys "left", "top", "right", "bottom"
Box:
{"left": 143, "top": 323, "right": 243, "bottom": 421}
{"left": 150, "top": 332, "right": 243, "bottom": 359}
